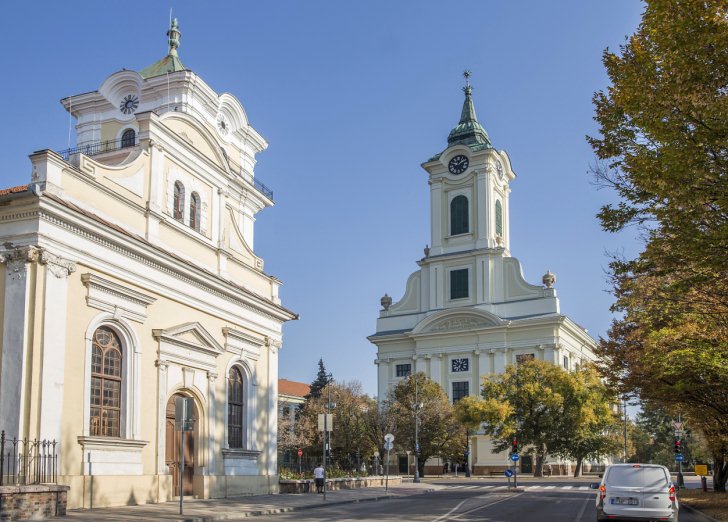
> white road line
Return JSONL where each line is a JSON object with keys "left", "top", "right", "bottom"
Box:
{"left": 562, "top": 486, "right": 573, "bottom": 490}
{"left": 543, "top": 485, "right": 556, "bottom": 489}
{"left": 526, "top": 486, "right": 540, "bottom": 490}
{"left": 481, "top": 485, "right": 495, "bottom": 489}
{"left": 578, "top": 486, "right": 589, "bottom": 490}
{"left": 464, "top": 485, "right": 479, "bottom": 489}
{"left": 573, "top": 496, "right": 592, "bottom": 522}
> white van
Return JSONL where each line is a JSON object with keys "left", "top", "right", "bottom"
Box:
{"left": 594, "top": 463, "right": 678, "bottom": 521}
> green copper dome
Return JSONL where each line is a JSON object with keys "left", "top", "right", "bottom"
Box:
{"left": 139, "top": 18, "right": 187, "bottom": 79}
{"left": 446, "top": 71, "right": 491, "bottom": 149}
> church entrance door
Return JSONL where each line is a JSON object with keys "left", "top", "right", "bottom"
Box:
{"left": 166, "top": 393, "right": 196, "bottom": 496}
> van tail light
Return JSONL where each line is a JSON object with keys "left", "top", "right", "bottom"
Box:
{"left": 599, "top": 485, "right": 607, "bottom": 502}
{"left": 669, "top": 485, "right": 675, "bottom": 502}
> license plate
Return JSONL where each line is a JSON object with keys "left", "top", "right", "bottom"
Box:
{"left": 611, "top": 497, "right": 638, "bottom": 505}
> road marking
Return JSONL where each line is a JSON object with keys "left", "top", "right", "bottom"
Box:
{"left": 430, "top": 494, "right": 523, "bottom": 522}
{"left": 543, "top": 486, "right": 556, "bottom": 489}
{"left": 577, "top": 486, "right": 589, "bottom": 490}
{"left": 562, "top": 486, "right": 573, "bottom": 490}
{"left": 573, "top": 496, "right": 591, "bottom": 521}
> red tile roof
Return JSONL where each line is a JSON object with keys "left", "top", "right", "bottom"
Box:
{"left": 0, "top": 185, "right": 29, "bottom": 196}
{"left": 278, "top": 379, "right": 310, "bottom": 398}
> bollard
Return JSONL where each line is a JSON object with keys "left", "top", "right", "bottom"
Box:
{"left": 701, "top": 476, "right": 707, "bottom": 492}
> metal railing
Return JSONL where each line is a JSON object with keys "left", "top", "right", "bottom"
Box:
{"left": 0, "top": 430, "right": 58, "bottom": 485}
{"left": 56, "top": 139, "right": 273, "bottom": 201}
{"left": 58, "top": 137, "right": 135, "bottom": 161}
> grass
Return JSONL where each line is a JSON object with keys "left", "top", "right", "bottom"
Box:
{"left": 679, "top": 488, "right": 728, "bottom": 521}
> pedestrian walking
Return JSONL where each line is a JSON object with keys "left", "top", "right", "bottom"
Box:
{"left": 313, "top": 463, "right": 325, "bottom": 493}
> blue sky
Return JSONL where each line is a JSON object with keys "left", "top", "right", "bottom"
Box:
{"left": 0, "top": 1, "right": 644, "bottom": 396}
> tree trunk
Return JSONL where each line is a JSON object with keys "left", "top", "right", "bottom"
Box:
{"left": 713, "top": 454, "right": 727, "bottom": 492}
{"left": 573, "top": 457, "right": 583, "bottom": 478}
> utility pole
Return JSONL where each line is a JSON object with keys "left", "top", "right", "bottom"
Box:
{"left": 623, "top": 396, "right": 628, "bottom": 463}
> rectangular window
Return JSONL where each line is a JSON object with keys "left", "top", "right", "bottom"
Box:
{"left": 450, "top": 269, "right": 469, "bottom": 300}
{"left": 452, "top": 381, "right": 469, "bottom": 404}
{"left": 396, "top": 364, "right": 412, "bottom": 377}
{"left": 516, "top": 353, "right": 535, "bottom": 364}
{"left": 563, "top": 355, "right": 570, "bottom": 370}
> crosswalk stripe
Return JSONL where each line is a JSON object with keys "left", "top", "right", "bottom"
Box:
{"left": 578, "top": 486, "right": 589, "bottom": 490}
{"left": 543, "top": 486, "right": 556, "bottom": 489}
{"left": 561, "top": 486, "right": 573, "bottom": 490}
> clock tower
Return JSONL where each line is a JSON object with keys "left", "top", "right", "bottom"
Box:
{"left": 423, "top": 71, "right": 514, "bottom": 258}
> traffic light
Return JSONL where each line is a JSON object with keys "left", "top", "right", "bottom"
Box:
{"left": 674, "top": 439, "right": 682, "bottom": 454}
{"left": 511, "top": 438, "right": 518, "bottom": 454}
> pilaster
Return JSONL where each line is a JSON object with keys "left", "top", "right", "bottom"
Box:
{"left": 430, "top": 180, "right": 443, "bottom": 255}
{"left": 429, "top": 354, "right": 442, "bottom": 386}
{"left": 156, "top": 360, "right": 169, "bottom": 474}
{"left": 475, "top": 169, "right": 488, "bottom": 248}
{"left": 0, "top": 247, "right": 40, "bottom": 439}
{"left": 207, "top": 371, "right": 218, "bottom": 475}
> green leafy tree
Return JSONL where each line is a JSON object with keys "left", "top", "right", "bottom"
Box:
{"left": 588, "top": 0, "right": 728, "bottom": 491}
{"left": 386, "top": 373, "right": 462, "bottom": 478}
{"left": 548, "top": 367, "right": 621, "bottom": 477}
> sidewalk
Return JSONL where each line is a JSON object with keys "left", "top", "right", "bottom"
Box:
{"left": 46, "top": 481, "right": 442, "bottom": 522}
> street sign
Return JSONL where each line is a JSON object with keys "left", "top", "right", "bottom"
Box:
{"left": 373, "top": 451, "right": 380, "bottom": 457}
{"left": 672, "top": 421, "right": 683, "bottom": 431}
{"left": 384, "top": 433, "right": 394, "bottom": 443}
{"left": 675, "top": 454, "right": 684, "bottom": 462}
{"left": 511, "top": 454, "right": 520, "bottom": 462}
{"left": 694, "top": 464, "right": 708, "bottom": 476}
{"left": 674, "top": 430, "right": 683, "bottom": 437}
{"left": 384, "top": 441, "right": 394, "bottom": 451}
{"left": 504, "top": 469, "right": 513, "bottom": 478}
{"left": 317, "top": 413, "right": 333, "bottom": 432}
{"left": 174, "top": 397, "right": 194, "bottom": 432}
{"left": 415, "top": 442, "right": 420, "bottom": 452}
{"left": 297, "top": 449, "right": 303, "bottom": 457}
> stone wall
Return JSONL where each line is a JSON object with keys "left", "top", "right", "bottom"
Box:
{"left": 279, "top": 476, "right": 401, "bottom": 494}
{"left": 0, "top": 485, "right": 69, "bottom": 521}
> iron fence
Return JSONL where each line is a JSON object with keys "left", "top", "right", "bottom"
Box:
{"left": 0, "top": 430, "right": 58, "bottom": 485}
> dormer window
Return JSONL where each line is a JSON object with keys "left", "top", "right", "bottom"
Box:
{"left": 121, "top": 129, "right": 136, "bottom": 148}
{"left": 190, "top": 192, "right": 201, "bottom": 232}
{"left": 173, "top": 182, "right": 185, "bottom": 222}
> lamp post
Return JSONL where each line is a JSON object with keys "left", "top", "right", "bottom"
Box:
{"left": 323, "top": 373, "right": 335, "bottom": 501}
{"left": 413, "top": 375, "right": 423, "bottom": 483}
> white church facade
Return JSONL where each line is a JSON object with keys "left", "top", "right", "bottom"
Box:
{"left": 368, "top": 73, "right": 597, "bottom": 474}
{"left": 0, "top": 21, "right": 296, "bottom": 508}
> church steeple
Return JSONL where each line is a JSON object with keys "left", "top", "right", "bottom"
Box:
{"left": 139, "top": 18, "right": 187, "bottom": 79}
{"left": 447, "top": 71, "right": 491, "bottom": 148}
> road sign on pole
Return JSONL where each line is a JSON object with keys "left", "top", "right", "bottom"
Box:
{"left": 384, "top": 433, "right": 394, "bottom": 443}
{"left": 384, "top": 441, "right": 393, "bottom": 451}
{"left": 675, "top": 454, "right": 684, "bottom": 462}
{"left": 511, "top": 454, "right": 520, "bottom": 462}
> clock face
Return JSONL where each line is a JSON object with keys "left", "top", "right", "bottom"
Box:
{"left": 120, "top": 94, "right": 139, "bottom": 115}
{"left": 216, "top": 113, "right": 230, "bottom": 136}
{"left": 496, "top": 160, "right": 504, "bottom": 179}
{"left": 451, "top": 358, "right": 469, "bottom": 372}
{"left": 448, "top": 155, "right": 469, "bottom": 175}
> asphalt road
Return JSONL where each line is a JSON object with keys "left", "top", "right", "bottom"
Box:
{"left": 242, "top": 478, "right": 706, "bottom": 522}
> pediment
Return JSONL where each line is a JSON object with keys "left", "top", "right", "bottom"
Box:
{"left": 413, "top": 310, "right": 506, "bottom": 335}
{"left": 152, "top": 322, "right": 224, "bottom": 357}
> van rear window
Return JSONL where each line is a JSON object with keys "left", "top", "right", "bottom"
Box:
{"left": 606, "top": 467, "right": 668, "bottom": 487}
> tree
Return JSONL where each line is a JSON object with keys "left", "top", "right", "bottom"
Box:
{"left": 306, "top": 358, "right": 331, "bottom": 400}
{"left": 548, "top": 366, "right": 621, "bottom": 477}
{"left": 588, "top": 0, "right": 728, "bottom": 491}
{"left": 464, "top": 360, "right": 616, "bottom": 477}
{"left": 386, "top": 373, "right": 462, "bottom": 478}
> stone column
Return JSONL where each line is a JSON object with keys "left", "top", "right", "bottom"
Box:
{"left": 207, "top": 371, "right": 218, "bottom": 475}
{"left": 494, "top": 347, "right": 509, "bottom": 375}
{"left": 376, "top": 359, "right": 389, "bottom": 403}
{"left": 156, "top": 360, "right": 169, "bottom": 474}
{"left": 414, "top": 355, "right": 426, "bottom": 374}
{"left": 429, "top": 354, "right": 442, "bottom": 386}
{"left": 145, "top": 141, "right": 165, "bottom": 242}
{"left": 476, "top": 349, "right": 488, "bottom": 392}
{"left": 475, "top": 170, "right": 488, "bottom": 249}
{"left": 430, "top": 180, "right": 443, "bottom": 255}
{"left": 37, "top": 251, "right": 76, "bottom": 446}
{"left": 266, "top": 340, "right": 280, "bottom": 475}
{"left": 0, "top": 247, "right": 39, "bottom": 439}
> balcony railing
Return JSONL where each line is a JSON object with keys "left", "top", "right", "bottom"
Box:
{"left": 57, "top": 140, "right": 273, "bottom": 201}
{"left": 58, "top": 137, "right": 135, "bottom": 161}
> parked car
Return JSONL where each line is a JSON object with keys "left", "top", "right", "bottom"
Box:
{"left": 592, "top": 463, "right": 678, "bottom": 521}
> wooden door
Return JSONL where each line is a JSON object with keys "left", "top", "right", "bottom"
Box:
{"left": 166, "top": 394, "right": 195, "bottom": 496}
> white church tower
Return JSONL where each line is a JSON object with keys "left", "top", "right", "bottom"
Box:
{"left": 369, "top": 72, "right": 597, "bottom": 474}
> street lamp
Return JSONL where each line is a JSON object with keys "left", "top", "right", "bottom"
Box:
{"left": 323, "top": 373, "right": 335, "bottom": 500}
{"left": 413, "top": 375, "right": 423, "bottom": 483}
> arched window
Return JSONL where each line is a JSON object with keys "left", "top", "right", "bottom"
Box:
{"left": 190, "top": 192, "right": 201, "bottom": 232}
{"left": 228, "top": 366, "right": 244, "bottom": 448}
{"left": 90, "top": 326, "right": 123, "bottom": 437}
{"left": 495, "top": 199, "right": 503, "bottom": 237}
{"left": 173, "top": 182, "right": 185, "bottom": 221}
{"left": 450, "top": 195, "right": 469, "bottom": 235}
{"left": 121, "top": 129, "right": 136, "bottom": 148}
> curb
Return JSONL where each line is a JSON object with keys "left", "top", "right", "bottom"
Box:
{"left": 168, "top": 488, "right": 437, "bottom": 522}
{"left": 681, "top": 503, "right": 722, "bottom": 522}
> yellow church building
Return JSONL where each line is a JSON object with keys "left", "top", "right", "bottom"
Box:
{"left": 0, "top": 20, "right": 296, "bottom": 509}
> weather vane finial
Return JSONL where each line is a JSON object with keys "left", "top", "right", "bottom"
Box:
{"left": 462, "top": 70, "right": 472, "bottom": 94}
{"left": 167, "top": 17, "right": 181, "bottom": 56}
